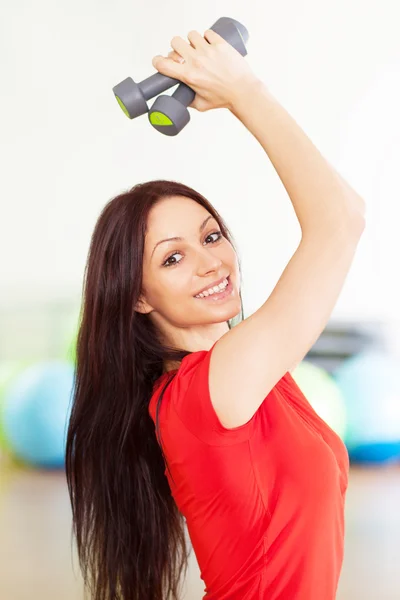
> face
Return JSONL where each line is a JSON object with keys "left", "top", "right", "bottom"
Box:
{"left": 136, "top": 196, "right": 242, "bottom": 352}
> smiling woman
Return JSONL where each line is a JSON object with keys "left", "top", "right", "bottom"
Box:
{"left": 65, "top": 21, "right": 365, "bottom": 600}
{"left": 65, "top": 178, "right": 245, "bottom": 600}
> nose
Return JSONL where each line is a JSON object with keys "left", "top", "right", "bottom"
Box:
{"left": 196, "top": 246, "right": 223, "bottom": 275}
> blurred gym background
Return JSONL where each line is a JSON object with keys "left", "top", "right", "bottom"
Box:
{"left": 1, "top": 1, "right": 399, "bottom": 599}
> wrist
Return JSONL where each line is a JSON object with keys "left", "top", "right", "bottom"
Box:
{"left": 228, "top": 78, "right": 268, "bottom": 114}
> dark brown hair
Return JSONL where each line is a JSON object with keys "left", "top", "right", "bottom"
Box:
{"left": 65, "top": 180, "right": 244, "bottom": 600}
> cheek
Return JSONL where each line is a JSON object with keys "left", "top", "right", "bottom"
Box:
{"left": 157, "top": 270, "right": 192, "bottom": 304}
{"left": 227, "top": 247, "right": 240, "bottom": 273}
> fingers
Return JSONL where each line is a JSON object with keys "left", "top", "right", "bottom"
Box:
{"left": 204, "top": 29, "right": 225, "bottom": 45}
{"left": 170, "top": 35, "right": 196, "bottom": 61}
{"left": 152, "top": 55, "right": 184, "bottom": 79}
{"left": 153, "top": 28, "right": 217, "bottom": 78}
{"left": 168, "top": 50, "right": 185, "bottom": 64}
{"left": 187, "top": 29, "right": 210, "bottom": 50}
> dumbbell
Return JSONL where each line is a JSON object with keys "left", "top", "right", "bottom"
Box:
{"left": 112, "top": 17, "right": 249, "bottom": 136}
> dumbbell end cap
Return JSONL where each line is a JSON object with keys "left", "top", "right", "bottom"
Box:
{"left": 112, "top": 77, "right": 148, "bottom": 119}
{"left": 148, "top": 95, "right": 191, "bottom": 136}
{"left": 149, "top": 112, "right": 183, "bottom": 136}
{"left": 232, "top": 20, "right": 249, "bottom": 45}
{"left": 114, "top": 94, "right": 131, "bottom": 118}
{"left": 210, "top": 17, "right": 249, "bottom": 57}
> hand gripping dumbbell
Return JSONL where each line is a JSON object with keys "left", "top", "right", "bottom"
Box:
{"left": 112, "top": 17, "right": 249, "bottom": 136}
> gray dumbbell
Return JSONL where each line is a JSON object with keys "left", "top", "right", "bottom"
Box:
{"left": 113, "top": 72, "right": 181, "bottom": 120}
{"left": 112, "top": 17, "right": 249, "bottom": 134}
{"left": 148, "top": 17, "right": 249, "bottom": 136}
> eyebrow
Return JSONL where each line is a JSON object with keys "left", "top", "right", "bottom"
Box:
{"left": 151, "top": 215, "right": 215, "bottom": 259}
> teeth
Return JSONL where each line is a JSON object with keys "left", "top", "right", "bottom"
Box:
{"left": 195, "top": 278, "right": 229, "bottom": 298}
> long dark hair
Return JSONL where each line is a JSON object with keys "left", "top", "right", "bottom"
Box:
{"left": 65, "top": 180, "right": 244, "bottom": 600}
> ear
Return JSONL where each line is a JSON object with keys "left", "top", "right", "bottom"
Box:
{"left": 134, "top": 295, "right": 153, "bottom": 314}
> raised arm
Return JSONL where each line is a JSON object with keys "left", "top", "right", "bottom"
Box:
{"left": 209, "top": 82, "right": 365, "bottom": 428}
{"left": 152, "top": 28, "right": 366, "bottom": 428}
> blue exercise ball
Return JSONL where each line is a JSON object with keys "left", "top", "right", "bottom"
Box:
{"left": 292, "top": 360, "right": 347, "bottom": 440}
{"left": 2, "top": 361, "right": 75, "bottom": 468}
{"left": 333, "top": 350, "right": 400, "bottom": 464}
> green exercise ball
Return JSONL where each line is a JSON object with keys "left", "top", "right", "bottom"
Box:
{"left": 292, "top": 360, "right": 347, "bottom": 440}
{"left": 62, "top": 313, "right": 80, "bottom": 365}
{"left": 0, "top": 361, "right": 29, "bottom": 452}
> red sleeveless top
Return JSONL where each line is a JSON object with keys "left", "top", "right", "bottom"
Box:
{"left": 149, "top": 342, "right": 349, "bottom": 599}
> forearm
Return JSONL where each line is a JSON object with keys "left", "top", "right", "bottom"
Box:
{"left": 229, "top": 81, "right": 366, "bottom": 236}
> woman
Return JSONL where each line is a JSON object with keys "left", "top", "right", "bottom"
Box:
{"left": 66, "top": 28, "right": 365, "bottom": 600}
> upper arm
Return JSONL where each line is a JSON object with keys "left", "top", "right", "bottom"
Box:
{"left": 209, "top": 221, "right": 364, "bottom": 429}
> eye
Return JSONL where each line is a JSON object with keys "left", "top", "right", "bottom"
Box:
{"left": 162, "top": 231, "right": 223, "bottom": 268}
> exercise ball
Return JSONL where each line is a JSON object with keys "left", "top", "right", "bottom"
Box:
{"left": 65, "top": 329, "right": 78, "bottom": 365}
{"left": 0, "top": 361, "right": 29, "bottom": 453}
{"left": 292, "top": 360, "right": 347, "bottom": 439}
{"left": 2, "top": 361, "right": 75, "bottom": 468}
{"left": 62, "top": 312, "right": 80, "bottom": 365}
{"left": 333, "top": 350, "right": 400, "bottom": 463}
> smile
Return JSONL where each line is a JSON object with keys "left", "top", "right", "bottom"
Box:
{"left": 194, "top": 276, "right": 233, "bottom": 301}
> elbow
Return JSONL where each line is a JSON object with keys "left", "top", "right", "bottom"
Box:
{"left": 305, "top": 208, "right": 366, "bottom": 241}
{"left": 347, "top": 203, "right": 366, "bottom": 238}
{"left": 349, "top": 191, "right": 367, "bottom": 229}
{"left": 338, "top": 194, "right": 366, "bottom": 239}
{"left": 300, "top": 194, "right": 366, "bottom": 242}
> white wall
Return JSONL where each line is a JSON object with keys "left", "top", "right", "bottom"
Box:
{"left": 1, "top": 0, "right": 399, "bottom": 324}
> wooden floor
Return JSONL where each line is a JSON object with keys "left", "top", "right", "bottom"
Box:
{"left": 0, "top": 458, "right": 399, "bottom": 599}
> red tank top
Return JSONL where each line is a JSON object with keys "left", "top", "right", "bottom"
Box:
{"left": 149, "top": 342, "right": 349, "bottom": 599}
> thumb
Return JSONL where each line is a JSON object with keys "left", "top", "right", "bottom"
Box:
{"left": 189, "top": 95, "right": 209, "bottom": 113}
{"left": 152, "top": 55, "right": 183, "bottom": 79}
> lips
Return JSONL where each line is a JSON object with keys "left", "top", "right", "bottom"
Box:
{"left": 194, "top": 275, "right": 229, "bottom": 297}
